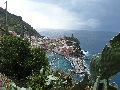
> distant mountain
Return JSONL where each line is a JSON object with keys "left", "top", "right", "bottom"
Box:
{"left": 0, "top": 7, "right": 41, "bottom": 37}
{"left": 40, "top": 30, "right": 118, "bottom": 54}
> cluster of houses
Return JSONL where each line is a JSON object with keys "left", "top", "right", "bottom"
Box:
{"left": 48, "top": 39, "right": 76, "bottom": 56}
{"left": 8, "top": 30, "right": 87, "bottom": 74}
{"left": 8, "top": 31, "right": 77, "bottom": 56}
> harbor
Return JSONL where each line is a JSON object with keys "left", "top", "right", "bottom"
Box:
{"left": 47, "top": 52, "right": 88, "bottom": 82}
{"left": 70, "top": 57, "right": 86, "bottom": 74}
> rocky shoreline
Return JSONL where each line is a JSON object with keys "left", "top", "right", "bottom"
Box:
{"left": 49, "top": 51, "right": 87, "bottom": 75}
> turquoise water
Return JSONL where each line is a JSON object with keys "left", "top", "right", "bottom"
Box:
{"left": 47, "top": 53, "right": 84, "bottom": 82}
{"left": 47, "top": 53, "right": 120, "bottom": 87}
{"left": 42, "top": 30, "right": 120, "bottom": 87}
{"left": 48, "top": 53, "right": 73, "bottom": 72}
{"left": 110, "top": 72, "right": 120, "bottom": 88}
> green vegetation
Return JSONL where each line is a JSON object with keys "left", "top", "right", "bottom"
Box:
{"left": 0, "top": 7, "right": 41, "bottom": 37}
{"left": 0, "top": 35, "right": 49, "bottom": 88}
{"left": 64, "top": 34, "right": 83, "bottom": 57}
{"left": 90, "top": 54, "right": 101, "bottom": 82}
{"left": 71, "top": 33, "right": 120, "bottom": 90}
{"left": 72, "top": 72, "right": 91, "bottom": 90}
{"left": 0, "top": 35, "right": 75, "bottom": 90}
{"left": 0, "top": 6, "right": 76, "bottom": 90}
{"left": 101, "top": 33, "right": 120, "bottom": 79}
{"left": 27, "top": 73, "right": 48, "bottom": 90}
{"left": 1, "top": 6, "right": 120, "bottom": 90}
{"left": 90, "top": 33, "right": 120, "bottom": 80}
{"left": 49, "top": 70, "right": 75, "bottom": 90}
{"left": 0, "top": 35, "right": 31, "bottom": 81}
{"left": 0, "top": 7, "right": 76, "bottom": 90}
{"left": 27, "top": 48, "right": 49, "bottom": 74}
{"left": 90, "top": 33, "right": 120, "bottom": 89}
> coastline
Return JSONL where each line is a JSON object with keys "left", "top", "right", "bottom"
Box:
{"left": 65, "top": 56, "right": 86, "bottom": 74}
{"left": 48, "top": 51, "right": 87, "bottom": 74}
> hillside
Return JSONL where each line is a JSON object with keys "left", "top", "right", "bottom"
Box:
{"left": 0, "top": 7, "right": 41, "bottom": 37}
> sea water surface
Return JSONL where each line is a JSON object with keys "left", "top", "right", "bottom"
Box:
{"left": 43, "top": 30, "right": 120, "bottom": 87}
{"left": 47, "top": 53, "right": 85, "bottom": 82}
{"left": 47, "top": 52, "right": 120, "bottom": 88}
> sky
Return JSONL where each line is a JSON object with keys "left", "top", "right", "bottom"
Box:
{"left": 0, "top": 0, "right": 120, "bottom": 32}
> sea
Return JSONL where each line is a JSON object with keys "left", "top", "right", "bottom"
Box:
{"left": 40, "top": 30, "right": 120, "bottom": 87}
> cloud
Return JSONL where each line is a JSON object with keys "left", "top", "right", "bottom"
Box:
{"left": 0, "top": 0, "right": 120, "bottom": 31}
{"left": 25, "top": 1, "right": 81, "bottom": 30}
{"left": 0, "top": 0, "right": 84, "bottom": 30}
{"left": 27, "top": 0, "right": 102, "bottom": 30}
{"left": 34, "top": 0, "right": 120, "bottom": 31}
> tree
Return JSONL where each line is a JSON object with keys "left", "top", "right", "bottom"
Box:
{"left": 0, "top": 35, "right": 50, "bottom": 88}
{"left": 0, "top": 35, "right": 31, "bottom": 81}
{"left": 27, "top": 48, "right": 49, "bottom": 74}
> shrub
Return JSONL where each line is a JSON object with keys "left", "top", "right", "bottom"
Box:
{"left": 0, "top": 35, "right": 49, "bottom": 88}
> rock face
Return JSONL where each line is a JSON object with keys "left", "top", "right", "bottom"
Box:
{"left": 0, "top": 7, "right": 41, "bottom": 37}
{"left": 64, "top": 35, "right": 83, "bottom": 57}
{"left": 90, "top": 32, "right": 120, "bottom": 80}
{"left": 100, "top": 33, "right": 120, "bottom": 79}
{"left": 89, "top": 32, "right": 120, "bottom": 90}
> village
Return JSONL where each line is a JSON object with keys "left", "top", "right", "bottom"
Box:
{"left": 9, "top": 30, "right": 86, "bottom": 74}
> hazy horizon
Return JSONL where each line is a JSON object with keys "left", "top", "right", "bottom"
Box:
{"left": 38, "top": 28, "right": 119, "bottom": 33}
{"left": 0, "top": 0, "right": 120, "bottom": 32}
